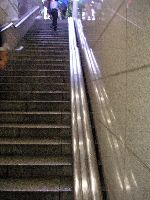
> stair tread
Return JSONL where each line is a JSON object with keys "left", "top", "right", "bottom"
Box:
{"left": 0, "top": 137, "right": 71, "bottom": 145}
{"left": 0, "top": 124, "right": 70, "bottom": 128}
{"left": 0, "top": 76, "right": 69, "bottom": 78}
{"left": 0, "top": 155, "right": 72, "bottom": 165}
{"left": 0, "top": 111, "right": 70, "bottom": 114}
{"left": 0, "top": 91, "right": 69, "bottom": 93}
{"left": 0, "top": 83, "right": 69, "bottom": 85}
{"left": 0, "top": 100, "right": 70, "bottom": 103}
{"left": 1, "top": 70, "right": 69, "bottom": 71}
{"left": 0, "top": 177, "right": 72, "bottom": 191}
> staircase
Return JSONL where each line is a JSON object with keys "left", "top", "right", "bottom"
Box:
{"left": 0, "top": 19, "right": 73, "bottom": 200}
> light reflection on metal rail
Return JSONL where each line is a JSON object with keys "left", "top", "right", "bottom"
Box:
{"left": 68, "top": 17, "right": 102, "bottom": 200}
{"left": 69, "top": 17, "right": 83, "bottom": 200}
{"left": 0, "top": 22, "right": 14, "bottom": 32}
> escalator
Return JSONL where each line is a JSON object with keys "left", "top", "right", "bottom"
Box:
{"left": 0, "top": 19, "right": 73, "bottom": 200}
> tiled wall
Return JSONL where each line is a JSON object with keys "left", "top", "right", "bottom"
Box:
{"left": 0, "top": 0, "right": 39, "bottom": 49}
{"left": 82, "top": 0, "right": 150, "bottom": 199}
{"left": 0, "top": 0, "right": 19, "bottom": 24}
{"left": 0, "top": 0, "right": 39, "bottom": 25}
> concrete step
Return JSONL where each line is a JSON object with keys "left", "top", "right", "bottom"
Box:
{"left": 0, "top": 100, "right": 70, "bottom": 112}
{"left": 24, "top": 38, "right": 69, "bottom": 42}
{"left": 23, "top": 32, "right": 68, "bottom": 40}
{"left": 9, "top": 58, "right": 69, "bottom": 63}
{"left": 0, "top": 191, "right": 73, "bottom": 200}
{"left": 27, "top": 30, "right": 68, "bottom": 34}
{"left": 0, "top": 83, "right": 70, "bottom": 91}
{"left": 0, "top": 75, "right": 69, "bottom": 83}
{"left": 0, "top": 177, "right": 72, "bottom": 192}
{"left": 9, "top": 54, "right": 69, "bottom": 60}
{"left": 24, "top": 43, "right": 69, "bottom": 48}
{"left": 6, "top": 64, "right": 70, "bottom": 70}
{"left": 0, "top": 124, "right": 70, "bottom": 139}
{"left": 7, "top": 59, "right": 69, "bottom": 66}
{"left": 0, "top": 155, "right": 72, "bottom": 177}
{"left": 16, "top": 46, "right": 69, "bottom": 51}
{"left": 0, "top": 111, "right": 71, "bottom": 125}
{"left": 0, "top": 70, "right": 70, "bottom": 77}
{"left": 0, "top": 91, "right": 70, "bottom": 101}
{"left": 29, "top": 26, "right": 68, "bottom": 31}
{"left": 23, "top": 41, "right": 69, "bottom": 45}
{"left": 0, "top": 138, "right": 71, "bottom": 156}
{"left": 0, "top": 75, "right": 70, "bottom": 84}
{"left": 12, "top": 49, "right": 69, "bottom": 55}
{"left": 28, "top": 26, "right": 68, "bottom": 30}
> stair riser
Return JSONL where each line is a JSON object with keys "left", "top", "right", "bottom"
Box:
{"left": 24, "top": 34, "right": 68, "bottom": 38}
{"left": 10, "top": 55, "right": 69, "bottom": 59}
{"left": 0, "top": 127, "right": 71, "bottom": 138}
{"left": 28, "top": 29, "right": 68, "bottom": 32}
{"left": 24, "top": 38, "right": 69, "bottom": 42}
{"left": 21, "top": 45, "right": 69, "bottom": 49}
{"left": 0, "top": 71, "right": 70, "bottom": 77}
{"left": 5, "top": 65, "right": 69, "bottom": 70}
{"left": 0, "top": 165, "right": 72, "bottom": 178}
{"left": 0, "top": 144, "right": 72, "bottom": 156}
{"left": 11, "top": 50, "right": 69, "bottom": 55}
{"left": 23, "top": 43, "right": 69, "bottom": 47}
{"left": 30, "top": 26, "right": 68, "bottom": 29}
{"left": 0, "top": 192, "right": 73, "bottom": 200}
{"left": 9, "top": 59, "right": 69, "bottom": 64}
{"left": 0, "top": 101, "right": 71, "bottom": 112}
{"left": 0, "top": 76, "right": 70, "bottom": 83}
{"left": 24, "top": 44, "right": 69, "bottom": 49}
{"left": 0, "top": 83, "right": 70, "bottom": 91}
{"left": 29, "top": 26, "right": 68, "bottom": 29}
{"left": 25, "top": 34, "right": 68, "bottom": 37}
{"left": 0, "top": 113, "right": 71, "bottom": 125}
{"left": 0, "top": 92, "right": 70, "bottom": 101}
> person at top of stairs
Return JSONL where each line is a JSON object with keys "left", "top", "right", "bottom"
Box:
{"left": 50, "top": 0, "right": 59, "bottom": 31}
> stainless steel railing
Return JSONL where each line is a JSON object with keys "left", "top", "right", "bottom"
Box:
{"left": 68, "top": 17, "right": 103, "bottom": 200}
{"left": 0, "top": 22, "right": 14, "bottom": 32}
{"left": 74, "top": 19, "right": 101, "bottom": 78}
{"left": 0, "top": 6, "right": 40, "bottom": 32}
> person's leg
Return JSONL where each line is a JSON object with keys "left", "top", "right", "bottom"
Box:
{"left": 53, "top": 9, "right": 58, "bottom": 31}
{"left": 61, "top": 6, "right": 67, "bottom": 19}
{"left": 63, "top": 6, "right": 67, "bottom": 18}
{"left": 51, "top": 10, "right": 54, "bottom": 26}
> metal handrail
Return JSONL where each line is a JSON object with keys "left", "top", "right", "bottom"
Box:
{"left": 75, "top": 19, "right": 101, "bottom": 78}
{"left": 0, "top": 6, "right": 40, "bottom": 32}
{"left": 0, "top": 22, "right": 14, "bottom": 32}
{"left": 69, "top": 18, "right": 83, "bottom": 199}
{"left": 68, "top": 17, "right": 102, "bottom": 200}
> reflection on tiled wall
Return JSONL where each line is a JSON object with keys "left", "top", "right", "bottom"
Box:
{"left": 0, "top": 0, "right": 38, "bottom": 25}
{"left": 82, "top": 0, "right": 150, "bottom": 199}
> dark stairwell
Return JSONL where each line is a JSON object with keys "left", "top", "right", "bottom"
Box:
{"left": 0, "top": 19, "right": 73, "bottom": 200}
